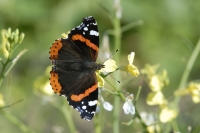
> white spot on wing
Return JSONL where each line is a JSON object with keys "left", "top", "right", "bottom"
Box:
{"left": 91, "top": 111, "right": 95, "bottom": 114}
{"left": 61, "top": 94, "right": 66, "bottom": 97}
{"left": 84, "top": 27, "right": 88, "bottom": 31}
{"left": 82, "top": 105, "right": 87, "bottom": 110}
{"left": 88, "top": 100, "right": 97, "bottom": 106}
{"left": 90, "top": 30, "right": 99, "bottom": 36}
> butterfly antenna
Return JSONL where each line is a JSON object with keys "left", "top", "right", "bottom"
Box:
{"left": 102, "top": 49, "right": 119, "bottom": 64}
{"left": 0, "top": 99, "right": 23, "bottom": 109}
{"left": 110, "top": 74, "right": 120, "bottom": 83}
{"left": 101, "top": 69, "right": 120, "bottom": 83}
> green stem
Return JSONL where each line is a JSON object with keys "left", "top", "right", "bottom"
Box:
{"left": 112, "top": 14, "right": 121, "bottom": 133}
{"left": 0, "top": 58, "right": 11, "bottom": 86}
{"left": 3, "top": 111, "right": 36, "bottom": 133}
{"left": 5, "top": 49, "right": 27, "bottom": 76}
{"left": 121, "top": 20, "right": 144, "bottom": 33}
{"left": 173, "top": 38, "right": 200, "bottom": 131}
{"left": 60, "top": 103, "right": 77, "bottom": 133}
{"left": 134, "top": 86, "right": 142, "bottom": 105}
{"left": 170, "top": 120, "right": 179, "bottom": 133}
{"left": 134, "top": 86, "right": 149, "bottom": 131}
{"left": 52, "top": 99, "right": 76, "bottom": 133}
{"left": 105, "top": 78, "right": 126, "bottom": 101}
{"left": 0, "top": 49, "right": 27, "bottom": 87}
{"left": 175, "top": 38, "right": 200, "bottom": 104}
{"left": 135, "top": 109, "right": 148, "bottom": 133}
{"left": 94, "top": 114, "right": 101, "bottom": 133}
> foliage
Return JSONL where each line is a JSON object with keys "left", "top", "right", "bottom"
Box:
{"left": 0, "top": 0, "right": 200, "bottom": 133}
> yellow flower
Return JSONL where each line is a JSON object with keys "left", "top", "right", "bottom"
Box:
{"left": 159, "top": 107, "right": 177, "bottom": 123}
{"left": 97, "top": 59, "right": 117, "bottom": 87}
{"left": 0, "top": 93, "right": 5, "bottom": 107}
{"left": 147, "top": 125, "right": 160, "bottom": 133}
{"left": 34, "top": 66, "right": 54, "bottom": 96}
{"left": 146, "top": 91, "right": 167, "bottom": 106}
{"left": 100, "top": 59, "right": 117, "bottom": 73}
{"left": 96, "top": 72, "right": 105, "bottom": 87}
{"left": 42, "top": 81, "right": 54, "bottom": 96}
{"left": 0, "top": 29, "right": 9, "bottom": 58}
{"left": 0, "top": 28, "right": 25, "bottom": 58}
{"left": 141, "top": 64, "right": 159, "bottom": 79}
{"left": 149, "top": 75, "right": 163, "bottom": 91}
{"left": 187, "top": 82, "right": 200, "bottom": 103}
{"left": 174, "top": 82, "right": 200, "bottom": 103}
{"left": 126, "top": 52, "right": 140, "bottom": 77}
{"left": 141, "top": 64, "right": 169, "bottom": 92}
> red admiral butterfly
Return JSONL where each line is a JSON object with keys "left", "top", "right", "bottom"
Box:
{"left": 49, "top": 16, "right": 104, "bottom": 121}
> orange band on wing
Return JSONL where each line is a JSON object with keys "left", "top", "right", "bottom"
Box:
{"left": 50, "top": 71, "right": 62, "bottom": 94}
{"left": 49, "top": 39, "right": 63, "bottom": 60}
{"left": 71, "top": 84, "right": 98, "bottom": 102}
{"left": 72, "top": 34, "right": 98, "bottom": 51}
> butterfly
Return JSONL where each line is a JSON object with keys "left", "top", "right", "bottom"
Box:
{"left": 49, "top": 16, "right": 104, "bottom": 121}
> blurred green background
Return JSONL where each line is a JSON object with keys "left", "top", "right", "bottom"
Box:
{"left": 0, "top": 0, "right": 200, "bottom": 133}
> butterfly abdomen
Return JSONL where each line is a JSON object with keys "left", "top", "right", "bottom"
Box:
{"left": 82, "top": 62, "right": 104, "bottom": 71}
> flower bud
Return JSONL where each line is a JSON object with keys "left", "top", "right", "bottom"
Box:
{"left": 7, "top": 28, "right": 11, "bottom": 37}
{"left": 18, "top": 33, "right": 25, "bottom": 44}
{"left": 4, "top": 32, "right": 9, "bottom": 39}
{"left": 14, "top": 35, "right": 19, "bottom": 44}
{"left": 10, "top": 32, "right": 14, "bottom": 40}
{"left": 14, "top": 29, "right": 19, "bottom": 36}
{"left": 5, "top": 42, "right": 10, "bottom": 51}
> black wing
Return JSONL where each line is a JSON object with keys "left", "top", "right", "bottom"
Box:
{"left": 49, "top": 16, "right": 99, "bottom": 120}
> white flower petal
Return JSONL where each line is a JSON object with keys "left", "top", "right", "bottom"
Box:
{"left": 128, "top": 52, "right": 135, "bottom": 65}
{"left": 123, "top": 94, "right": 135, "bottom": 115}
{"left": 123, "top": 101, "right": 135, "bottom": 115}
{"left": 103, "top": 101, "right": 113, "bottom": 111}
{"left": 140, "top": 111, "right": 155, "bottom": 125}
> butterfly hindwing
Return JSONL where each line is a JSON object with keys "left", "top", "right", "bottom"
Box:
{"left": 66, "top": 73, "right": 98, "bottom": 120}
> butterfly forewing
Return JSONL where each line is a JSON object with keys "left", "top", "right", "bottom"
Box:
{"left": 68, "top": 16, "right": 99, "bottom": 62}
